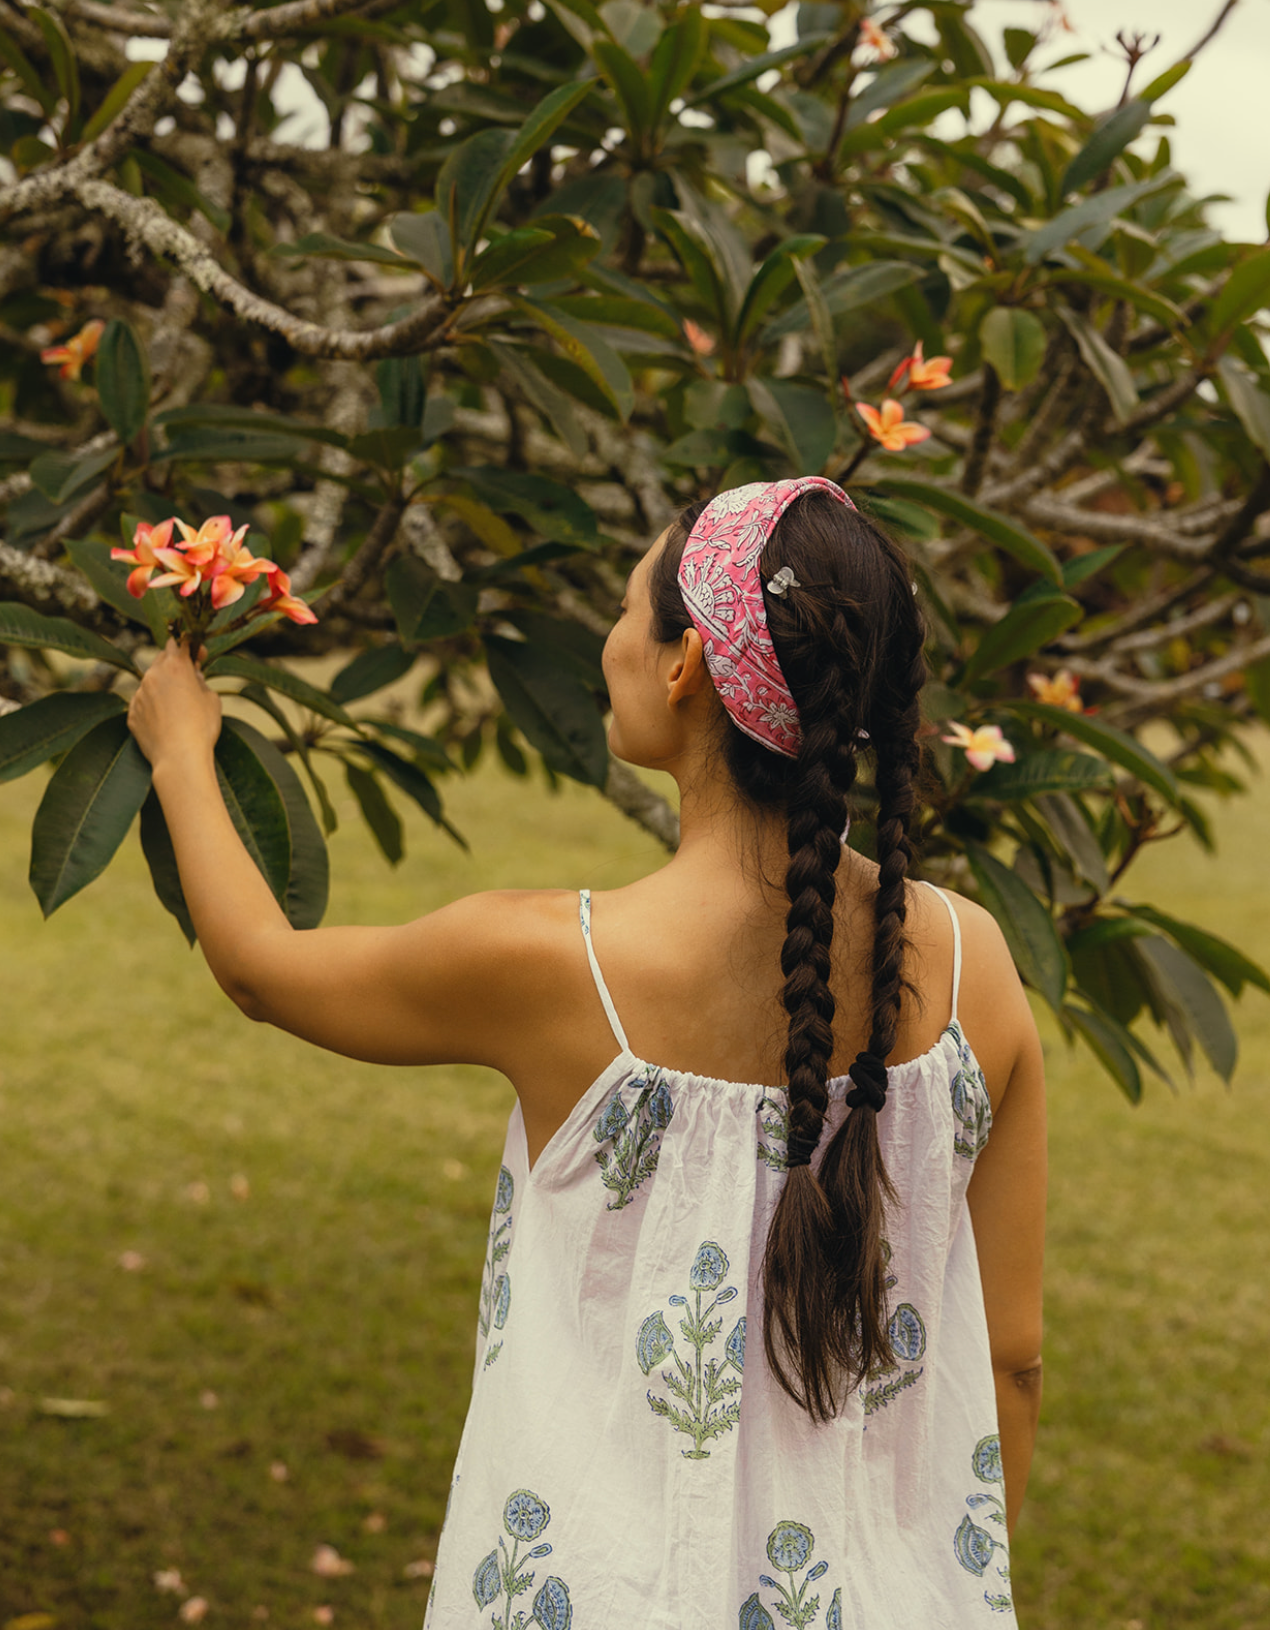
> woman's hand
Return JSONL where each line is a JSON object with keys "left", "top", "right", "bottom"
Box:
{"left": 127, "top": 637, "right": 222, "bottom": 770}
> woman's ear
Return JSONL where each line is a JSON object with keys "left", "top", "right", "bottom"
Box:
{"left": 667, "top": 627, "right": 709, "bottom": 703}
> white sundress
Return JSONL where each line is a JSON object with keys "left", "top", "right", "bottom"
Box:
{"left": 424, "top": 882, "right": 1016, "bottom": 1629}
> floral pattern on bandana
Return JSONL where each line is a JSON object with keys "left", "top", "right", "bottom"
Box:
{"left": 678, "top": 478, "right": 854, "bottom": 758}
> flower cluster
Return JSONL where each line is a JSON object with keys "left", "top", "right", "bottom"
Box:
{"left": 847, "top": 341, "right": 952, "bottom": 453}
{"left": 112, "top": 514, "right": 317, "bottom": 630}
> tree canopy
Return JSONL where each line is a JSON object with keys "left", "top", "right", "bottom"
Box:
{"left": 2, "top": 0, "right": 1270, "bottom": 1100}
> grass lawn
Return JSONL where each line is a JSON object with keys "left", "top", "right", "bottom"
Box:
{"left": 1, "top": 733, "right": 1268, "bottom": 1630}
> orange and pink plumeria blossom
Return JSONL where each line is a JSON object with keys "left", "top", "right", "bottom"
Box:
{"left": 1027, "top": 669, "right": 1083, "bottom": 712}
{"left": 260, "top": 567, "right": 319, "bottom": 625}
{"left": 683, "top": 319, "right": 715, "bottom": 356}
{"left": 888, "top": 341, "right": 954, "bottom": 394}
{"left": 149, "top": 515, "right": 279, "bottom": 608}
{"left": 111, "top": 517, "right": 176, "bottom": 598}
{"left": 857, "top": 17, "right": 897, "bottom": 60}
{"left": 40, "top": 319, "right": 105, "bottom": 381}
{"left": 857, "top": 398, "right": 931, "bottom": 452}
{"left": 942, "top": 721, "right": 1016, "bottom": 772}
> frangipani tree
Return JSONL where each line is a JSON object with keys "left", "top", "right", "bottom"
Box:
{"left": 2, "top": 0, "right": 1269, "bottom": 1100}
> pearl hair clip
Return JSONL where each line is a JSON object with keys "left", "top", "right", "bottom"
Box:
{"left": 766, "top": 566, "right": 801, "bottom": 596}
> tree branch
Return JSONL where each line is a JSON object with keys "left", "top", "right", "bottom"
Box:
{"left": 315, "top": 493, "right": 407, "bottom": 612}
{"left": 960, "top": 364, "right": 1001, "bottom": 498}
{"left": 604, "top": 759, "right": 679, "bottom": 852}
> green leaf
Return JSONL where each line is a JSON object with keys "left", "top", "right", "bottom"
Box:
{"left": 964, "top": 841, "right": 1069, "bottom": 1011}
{"left": 138, "top": 790, "right": 195, "bottom": 945}
{"left": 1062, "top": 545, "right": 1123, "bottom": 587}
{"left": 472, "top": 215, "right": 602, "bottom": 292}
{"left": 358, "top": 741, "right": 464, "bottom": 847}
{"left": 1034, "top": 791, "right": 1109, "bottom": 893}
{"left": 969, "top": 749, "right": 1112, "bottom": 802}
{"left": 844, "top": 58, "right": 935, "bottom": 128}
{"left": 329, "top": 644, "right": 415, "bottom": 704}
{"left": 29, "top": 447, "right": 119, "bottom": 505}
{"left": 0, "top": 690, "right": 127, "bottom": 783}
{"left": 1207, "top": 247, "right": 1270, "bottom": 337}
{"left": 746, "top": 379, "right": 835, "bottom": 476}
{"left": 762, "top": 259, "right": 923, "bottom": 343}
{"left": 153, "top": 404, "right": 350, "bottom": 453}
{"left": 344, "top": 761, "right": 403, "bottom": 865}
{"left": 29, "top": 715, "right": 152, "bottom": 916}
{"left": 491, "top": 80, "right": 596, "bottom": 208}
{"left": 437, "top": 126, "right": 517, "bottom": 256}
{"left": 960, "top": 592, "right": 1081, "bottom": 685}
{"left": 0, "top": 602, "right": 138, "bottom": 674}
{"left": 1022, "top": 177, "right": 1171, "bottom": 266}
{"left": 872, "top": 86, "right": 969, "bottom": 136}
{"left": 685, "top": 38, "right": 826, "bottom": 108}
{"left": 1217, "top": 358, "right": 1270, "bottom": 460}
{"left": 0, "top": 27, "right": 56, "bottom": 115}
{"left": 648, "top": 7, "right": 705, "bottom": 126}
{"left": 1135, "top": 935, "right": 1237, "bottom": 1080}
{"left": 650, "top": 208, "right": 731, "bottom": 325}
{"left": 346, "top": 426, "right": 423, "bottom": 471}
{"left": 515, "top": 297, "right": 634, "bottom": 420}
{"left": 375, "top": 355, "right": 425, "bottom": 430}
{"left": 95, "top": 319, "right": 150, "bottom": 446}
{"left": 1122, "top": 904, "right": 1270, "bottom": 997}
{"left": 390, "top": 211, "right": 454, "bottom": 289}
{"left": 733, "top": 236, "right": 826, "bottom": 348}
{"left": 204, "top": 653, "right": 357, "bottom": 729}
{"left": 31, "top": 7, "right": 79, "bottom": 135}
{"left": 80, "top": 59, "right": 153, "bottom": 143}
{"left": 237, "top": 683, "right": 339, "bottom": 837}
{"left": 1003, "top": 702, "right": 1180, "bottom": 805}
{"left": 1061, "top": 99, "right": 1152, "bottom": 195}
{"left": 271, "top": 230, "right": 407, "bottom": 266}
{"left": 222, "top": 718, "right": 329, "bottom": 929}
{"left": 868, "top": 480, "right": 1062, "bottom": 584}
{"left": 1058, "top": 309, "right": 1138, "bottom": 425}
{"left": 484, "top": 635, "right": 609, "bottom": 787}
{"left": 978, "top": 308, "right": 1046, "bottom": 392}
{"left": 63, "top": 538, "right": 146, "bottom": 629}
{"left": 363, "top": 719, "right": 453, "bottom": 772}
{"left": 213, "top": 725, "right": 292, "bottom": 908}
{"left": 449, "top": 466, "right": 601, "bottom": 545}
{"left": 594, "top": 38, "right": 651, "bottom": 139}
{"left": 1064, "top": 1005, "right": 1142, "bottom": 1103}
{"left": 489, "top": 340, "right": 588, "bottom": 460}
{"left": 1137, "top": 59, "right": 1192, "bottom": 102}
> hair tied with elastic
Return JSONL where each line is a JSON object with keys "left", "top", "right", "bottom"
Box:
{"left": 766, "top": 566, "right": 801, "bottom": 597}
{"left": 844, "top": 1051, "right": 888, "bottom": 1113}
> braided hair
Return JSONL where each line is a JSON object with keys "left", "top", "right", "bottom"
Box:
{"left": 648, "top": 489, "right": 927, "bottom": 1421}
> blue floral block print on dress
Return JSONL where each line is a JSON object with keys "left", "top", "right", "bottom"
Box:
{"left": 861, "top": 1241, "right": 928, "bottom": 1417}
{"left": 471, "top": 1488, "right": 573, "bottom": 1629}
{"left": 638, "top": 1240, "right": 744, "bottom": 1458}
{"left": 739, "top": 1520, "right": 841, "bottom": 1630}
{"left": 593, "top": 1070, "right": 675, "bottom": 1210}
{"left": 952, "top": 1434, "right": 1012, "bottom": 1613}
{"left": 755, "top": 1091, "right": 789, "bottom": 1171}
{"left": 478, "top": 1165, "right": 515, "bottom": 1369}
{"left": 949, "top": 1023, "right": 992, "bottom": 1161}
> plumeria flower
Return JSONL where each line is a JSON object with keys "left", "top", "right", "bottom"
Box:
{"left": 683, "top": 319, "right": 715, "bottom": 357}
{"left": 857, "top": 398, "right": 931, "bottom": 452}
{"left": 1027, "top": 669, "right": 1083, "bottom": 712}
{"left": 907, "top": 341, "right": 953, "bottom": 390}
{"left": 259, "top": 568, "right": 319, "bottom": 626}
{"left": 941, "top": 721, "right": 1016, "bottom": 772}
{"left": 40, "top": 319, "right": 105, "bottom": 381}
{"left": 111, "top": 518, "right": 175, "bottom": 598}
{"left": 857, "top": 17, "right": 897, "bottom": 60}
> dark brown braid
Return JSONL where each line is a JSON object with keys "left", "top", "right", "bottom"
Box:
{"left": 648, "top": 489, "right": 927, "bottom": 1421}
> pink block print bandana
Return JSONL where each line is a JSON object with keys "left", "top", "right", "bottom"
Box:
{"left": 678, "top": 476, "right": 855, "bottom": 758}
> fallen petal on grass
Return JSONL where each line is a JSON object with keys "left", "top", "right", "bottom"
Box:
{"left": 48, "top": 1530, "right": 70, "bottom": 1546}
{"left": 269, "top": 1462, "right": 289, "bottom": 1483}
{"left": 310, "top": 1545, "right": 354, "bottom": 1578}
{"left": 362, "top": 1512, "right": 386, "bottom": 1533}
{"left": 178, "top": 1599, "right": 208, "bottom": 1624}
{"left": 186, "top": 1183, "right": 211, "bottom": 1205}
{"left": 251, "top": 1610, "right": 269, "bottom": 1622}
{"left": 118, "top": 1251, "right": 147, "bottom": 1272}
{"left": 154, "top": 1570, "right": 187, "bottom": 1595}
{"left": 199, "top": 1391, "right": 219, "bottom": 1411}
{"left": 39, "top": 1398, "right": 108, "bottom": 1417}
{"left": 403, "top": 1558, "right": 434, "bottom": 1579}
{"left": 313, "top": 1609, "right": 334, "bottom": 1625}
{"left": 230, "top": 1175, "right": 250, "bottom": 1200}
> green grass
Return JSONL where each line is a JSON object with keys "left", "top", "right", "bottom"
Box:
{"left": 1, "top": 745, "right": 1268, "bottom": 1629}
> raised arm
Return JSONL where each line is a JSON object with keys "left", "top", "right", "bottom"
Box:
{"left": 127, "top": 640, "right": 554, "bottom": 1068}
{"left": 957, "top": 904, "right": 1047, "bottom": 1538}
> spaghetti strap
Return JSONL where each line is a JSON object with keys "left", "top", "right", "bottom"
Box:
{"left": 922, "top": 881, "right": 963, "bottom": 1024}
{"left": 578, "top": 889, "right": 632, "bottom": 1056}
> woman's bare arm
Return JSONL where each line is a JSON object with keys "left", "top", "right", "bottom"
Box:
{"left": 957, "top": 904, "right": 1047, "bottom": 1537}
